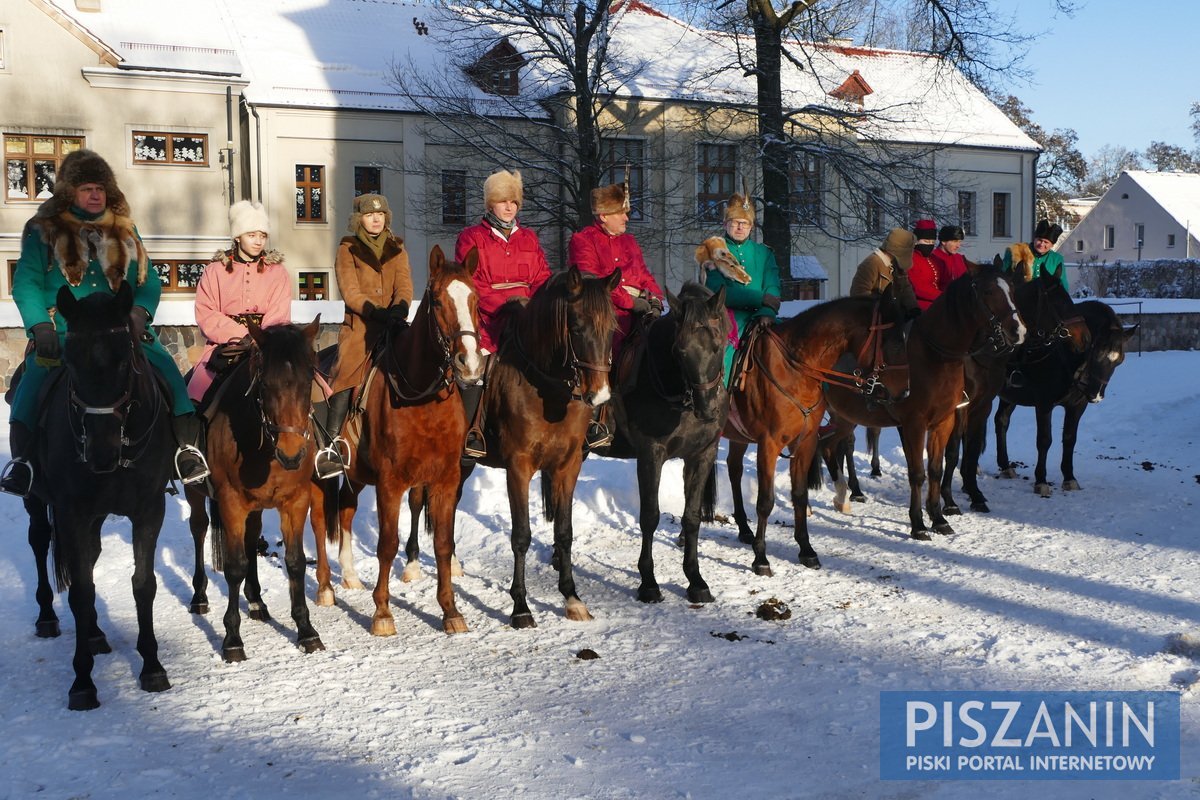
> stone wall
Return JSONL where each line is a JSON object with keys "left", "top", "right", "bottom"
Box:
{"left": 1112, "top": 311, "right": 1199, "bottom": 354}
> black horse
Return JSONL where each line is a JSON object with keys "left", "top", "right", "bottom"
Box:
{"left": 994, "top": 300, "right": 1137, "bottom": 497}
{"left": 26, "top": 283, "right": 174, "bottom": 710}
{"left": 598, "top": 282, "right": 731, "bottom": 604}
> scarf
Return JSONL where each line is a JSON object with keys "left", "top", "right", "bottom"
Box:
{"left": 38, "top": 206, "right": 149, "bottom": 291}
{"left": 356, "top": 227, "right": 389, "bottom": 263}
{"left": 484, "top": 210, "right": 516, "bottom": 238}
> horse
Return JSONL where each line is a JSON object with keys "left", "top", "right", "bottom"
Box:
{"left": 599, "top": 282, "right": 730, "bottom": 603}
{"left": 184, "top": 318, "right": 324, "bottom": 662}
{"left": 309, "top": 245, "right": 484, "bottom": 636}
{"left": 993, "top": 301, "right": 1137, "bottom": 496}
{"left": 949, "top": 259, "right": 1091, "bottom": 512}
{"left": 821, "top": 262, "right": 1026, "bottom": 539}
{"left": 24, "top": 283, "right": 174, "bottom": 710}
{"left": 724, "top": 287, "right": 910, "bottom": 575}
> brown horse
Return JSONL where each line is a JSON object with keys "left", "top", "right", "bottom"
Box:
{"left": 309, "top": 246, "right": 484, "bottom": 636}
{"left": 724, "top": 288, "right": 910, "bottom": 575}
{"left": 822, "top": 262, "right": 1026, "bottom": 539}
{"left": 185, "top": 317, "right": 323, "bottom": 662}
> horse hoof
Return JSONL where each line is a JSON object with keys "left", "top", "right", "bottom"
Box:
{"left": 911, "top": 530, "right": 932, "bottom": 541}
{"left": 443, "top": 617, "right": 469, "bottom": 635}
{"left": 999, "top": 468, "right": 1019, "bottom": 480}
{"left": 565, "top": 598, "right": 593, "bottom": 622}
{"left": 188, "top": 601, "right": 209, "bottom": 615}
{"left": 140, "top": 672, "right": 171, "bottom": 693}
{"left": 1063, "top": 480, "right": 1081, "bottom": 491}
{"left": 870, "top": 469, "right": 883, "bottom": 478}
{"left": 674, "top": 534, "right": 685, "bottom": 548}
{"left": 247, "top": 605, "right": 271, "bottom": 622}
{"left": 68, "top": 689, "right": 100, "bottom": 711}
{"left": 798, "top": 554, "right": 822, "bottom": 570}
{"left": 687, "top": 586, "right": 714, "bottom": 604}
{"left": 450, "top": 555, "right": 464, "bottom": 578}
{"left": 637, "top": 586, "right": 665, "bottom": 604}
{"left": 943, "top": 504, "right": 961, "bottom": 516}
{"left": 510, "top": 613, "right": 537, "bottom": 630}
{"left": 850, "top": 493, "right": 867, "bottom": 503}
{"left": 89, "top": 636, "right": 112, "bottom": 655}
{"left": 753, "top": 563, "right": 774, "bottom": 577}
{"left": 315, "top": 588, "right": 336, "bottom": 607}
{"left": 1035, "top": 483, "right": 1052, "bottom": 498}
{"left": 299, "top": 637, "right": 326, "bottom": 654}
{"left": 371, "top": 618, "right": 397, "bottom": 637}
{"left": 934, "top": 523, "right": 956, "bottom": 536}
{"left": 36, "top": 620, "right": 61, "bottom": 638}
{"left": 400, "top": 562, "right": 423, "bottom": 583}
{"left": 222, "top": 646, "right": 246, "bottom": 663}
{"left": 969, "top": 501, "right": 991, "bottom": 513}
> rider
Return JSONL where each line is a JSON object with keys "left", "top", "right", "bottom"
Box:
{"left": 1003, "top": 219, "right": 1067, "bottom": 290}
{"left": 931, "top": 224, "right": 968, "bottom": 290}
{"left": 702, "top": 187, "right": 781, "bottom": 386}
{"left": 907, "top": 219, "right": 942, "bottom": 311}
{"left": 323, "top": 193, "right": 414, "bottom": 477}
{"left": 567, "top": 175, "right": 664, "bottom": 448}
{"left": 1, "top": 148, "right": 209, "bottom": 497}
{"left": 850, "top": 227, "right": 919, "bottom": 317}
{"left": 455, "top": 169, "right": 551, "bottom": 459}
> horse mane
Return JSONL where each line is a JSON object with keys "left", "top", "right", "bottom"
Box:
{"left": 1007, "top": 242, "right": 1035, "bottom": 283}
{"left": 670, "top": 281, "right": 715, "bottom": 324}
{"left": 514, "top": 269, "right": 615, "bottom": 365}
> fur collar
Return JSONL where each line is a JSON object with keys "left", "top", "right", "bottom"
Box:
{"left": 341, "top": 235, "right": 403, "bottom": 271}
{"left": 211, "top": 248, "right": 285, "bottom": 272}
{"left": 37, "top": 209, "right": 148, "bottom": 291}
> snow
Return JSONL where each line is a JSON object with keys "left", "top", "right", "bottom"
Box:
{"left": 1, "top": 341, "right": 1199, "bottom": 796}
{"left": 1123, "top": 172, "right": 1200, "bottom": 236}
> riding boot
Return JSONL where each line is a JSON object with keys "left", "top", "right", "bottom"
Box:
{"left": 314, "top": 389, "right": 352, "bottom": 479}
{"left": 584, "top": 404, "right": 614, "bottom": 451}
{"left": 0, "top": 421, "right": 36, "bottom": 497}
{"left": 460, "top": 381, "right": 487, "bottom": 460}
{"left": 172, "top": 413, "right": 211, "bottom": 485}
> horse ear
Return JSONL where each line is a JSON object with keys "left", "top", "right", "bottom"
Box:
{"left": 565, "top": 264, "right": 584, "bottom": 297}
{"left": 1122, "top": 323, "right": 1139, "bottom": 341}
{"left": 666, "top": 288, "right": 680, "bottom": 310}
{"left": 604, "top": 267, "right": 622, "bottom": 295}
{"left": 463, "top": 246, "right": 480, "bottom": 276}
{"left": 246, "top": 318, "right": 266, "bottom": 348}
{"left": 428, "top": 244, "right": 446, "bottom": 277}
{"left": 56, "top": 286, "right": 78, "bottom": 322}
{"left": 992, "top": 254, "right": 1003, "bottom": 269}
{"left": 115, "top": 280, "right": 134, "bottom": 316}
{"left": 303, "top": 314, "right": 321, "bottom": 343}
{"left": 709, "top": 284, "right": 727, "bottom": 311}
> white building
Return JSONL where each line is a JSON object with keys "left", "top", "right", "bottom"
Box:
{"left": 1059, "top": 171, "right": 1200, "bottom": 264}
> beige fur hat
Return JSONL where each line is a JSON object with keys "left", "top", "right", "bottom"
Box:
{"left": 484, "top": 170, "right": 523, "bottom": 209}
{"left": 347, "top": 193, "right": 392, "bottom": 234}
{"left": 229, "top": 200, "right": 269, "bottom": 239}
{"left": 724, "top": 188, "right": 755, "bottom": 225}
{"left": 590, "top": 182, "right": 630, "bottom": 217}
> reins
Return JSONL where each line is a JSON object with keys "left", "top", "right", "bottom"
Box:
{"left": 381, "top": 285, "right": 480, "bottom": 404}
{"left": 508, "top": 293, "right": 611, "bottom": 401}
{"left": 643, "top": 313, "right": 724, "bottom": 411}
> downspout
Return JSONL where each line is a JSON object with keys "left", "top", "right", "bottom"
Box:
{"left": 225, "top": 85, "right": 236, "bottom": 207}
{"left": 248, "top": 101, "right": 264, "bottom": 202}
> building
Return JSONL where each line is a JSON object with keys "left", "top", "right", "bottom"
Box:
{"left": 1059, "top": 171, "right": 1200, "bottom": 265}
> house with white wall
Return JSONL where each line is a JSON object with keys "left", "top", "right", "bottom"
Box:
{"left": 1059, "top": 171, "right": 1200, "bottom": 265}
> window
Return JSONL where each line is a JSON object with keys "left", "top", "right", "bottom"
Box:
{"left": 790, "top": 154, "right": 823, "bottom": 227}
{"left": 1074, "top": 240, "right": 1084, "bottom": 253}
{"left": 441, "top": 170, "right": 467, "bottom": 226}
{"left": 466, "top": 39, "right": 525, "bottom": 97}
{"left": 991, "top": 192, "right": 1011, "bottom": 238}
{"left": 295, "top": 164, "right": 325, "bottom": 222}
{"left": 1103, "top": 225, "right": 1115, "bottom": 249}
{"left": 354, "top": 166, "right": 381, "bottom": 197}
{"left": 298, "top": 271, "right": 328, "bottom": 300}
{"left": 6, "top": 260, "right": 16, "bottom": 297}
{"left": 696, "top": 143, "right": 736, "bottom": 224}
{"left": 1135, "top": 223, "right": 1145, "bottom": 249}
{"left": 153, "top": 260, "right": 207, "bottom": 293}
{"left": 1168, "top": 233, "right": 1177, "bottom": 248}
{"left": 132, "top": 132, "right": 208, "bottom": 165}
{"left": 600, "top": 138, "right": 645, "bottom": 221}
{"left": 957, "top": 191, "right": 977, "bottom": 236}
{"left": 902, "top": 189, "right": 923, "bottom": 226}
{"left": 864, "top": 188, "right": 883, "bottom": 235}
{"left": 4, "top": 134, "right": 84, "bottom": 202}
{"left": 0, "top": 26, "right": 8, "bottom": 71}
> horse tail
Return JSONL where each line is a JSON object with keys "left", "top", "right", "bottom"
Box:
{"left": 808, "top": 446, "right": 824, "bottom": 492}
{"left": 48, "top": 516, "right": 72, "bottom": 593}
{"left": 209, "top": 497, "right": 227, "bottom": 572}
{"left": 700, "top": 462, "right": 717, "bottom": 523}
{"left": 324, "top": 479, "right": 341, "bottom": 544}
{"left": 541, "top": 470, "right": 555, "bottom": 523}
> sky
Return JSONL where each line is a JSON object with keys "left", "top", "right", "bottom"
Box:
{"left": 1008, "top": 0, "right": 1198, "bottom": 158}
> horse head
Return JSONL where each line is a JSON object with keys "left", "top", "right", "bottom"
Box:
{"left": 56, "top": 282, "right": 144, "bottom": 473}
{"left": 694, "top": 237, "right": 751, "bottom": 285}
{"left": 245, "top": 317, "right": 319, "bottom": 471}
{"left": 1074, "top": 302, "right": 1137, "bottom": 404}
{"left": 962, "top": 260, "right": 1026, "bottom": 352}
{"left": 428, "top": 245, "right": 485, "bottom": 385}
{"left": 1015, "top": 267, "right": 1090, "bottom": 354}
{"left": 663, "top": 282, "right": 730, "bottom": 422}
{"left": 869, "top": 282, "right": 912, "bottom": 402}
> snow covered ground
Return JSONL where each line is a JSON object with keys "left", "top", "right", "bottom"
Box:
{"left": 1, "top": 349, "right": 1198, "bottom": 799}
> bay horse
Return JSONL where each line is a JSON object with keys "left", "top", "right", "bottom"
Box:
{"left": 822, "top": 262, "right": 1026, "bottom": 539}
{"left": 994, "top": 301, "right": 1136, "bottom": 496}
{"left": 309, "top": 245, "right": 484, "bottom": 636}
{"left": 724, "top": 286, "right": 910, "bottom": 575}
{"left": 599, "top": 282, "right": 731, "bottom": 603}
{"left": 184, "top": 318, "right": 323, "bottom": 662}
{"left": 26, "top": 283, "right": 174, "bottom": 710}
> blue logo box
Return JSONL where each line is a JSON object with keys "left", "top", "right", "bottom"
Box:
{"left": 880, "top": 690, "right": 1180, "bottom": 780}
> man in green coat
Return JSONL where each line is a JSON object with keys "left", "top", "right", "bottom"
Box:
{"left": 703, "top": 188, "right": 781, "bottom": 385}
{"left": 1, "top": 149, "right": 209, "bottom": 497}
{"left": 1003, "top": 219, "right": 1068, "bottom": 290}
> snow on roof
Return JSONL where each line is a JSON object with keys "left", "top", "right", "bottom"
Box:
{"left": 1124, "top": 171, "right": 1200, "bottom": 232}
{"left": 42, "top": 0, "right": 1038, "bottom": 149}
{"left": 790, "top": 255, "right": 828, "bottom": 281}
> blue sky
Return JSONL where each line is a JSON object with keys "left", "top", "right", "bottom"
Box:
{"left": 1009, "top": 0, "right": 1197, "bottom": 158}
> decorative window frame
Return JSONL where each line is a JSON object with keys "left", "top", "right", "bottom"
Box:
{"left": 3, "top": 133, "right": 85, "bottom": 203}
{"left": 131, "top": 130, "right": 210, "bottom": 167}
{"left": 695, "top": 142, "right": 737, "bottom": 225}
{"left": 153, "top": 259, "right": 208, "bottom": 293}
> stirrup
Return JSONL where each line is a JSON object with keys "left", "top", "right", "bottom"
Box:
{"left": 314, "top": 437, "right": 351, "bottom": 480}
{"left": 463, "top": 428, "right": 487, "bottom": 460}
{"left": 0, "top": 458, "right": 33, "bottom": 498}
{"left": 175, "top": 445, "right": 211, "bottom": 485}
{"left": 585, "top": 422, "right": 614, "bottom": 451}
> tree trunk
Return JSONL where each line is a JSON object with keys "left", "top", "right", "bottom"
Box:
{"left": 751, "top": 10, "right": 790, "bottom": 288}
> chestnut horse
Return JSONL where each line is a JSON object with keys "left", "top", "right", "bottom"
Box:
{"left": 822, "top": 262, "right": 1026, "bottom": 539}
{"left": 724, "top": 287, "right": 910, "bottom": 575}
{"left": 309, "top": 246, "right": 484, "bottom": 635}
{"left": 185, "top": 318, "right": 323, "bottom": 662}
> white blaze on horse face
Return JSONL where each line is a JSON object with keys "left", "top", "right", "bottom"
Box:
{"left": 999, "top": 280, "right": 1027, "bottom": 345}
{"left": 447, "top": 279, "right": 484, "bottom": 381}
{"left": 591, "top": 381, "right": 611, "bottom": 407}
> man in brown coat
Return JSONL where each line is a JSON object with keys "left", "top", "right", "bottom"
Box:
{"left": 850, "top": 227, "right": 919, "bottom": 317}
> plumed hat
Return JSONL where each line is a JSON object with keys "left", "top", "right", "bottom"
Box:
{"left": 484, "top": 169, "right": 523, "bottom": 209}
{"left": 229, "top": 200, "right": 270, "bottom": 239}
{"left": 347, "top": 193, "right": 393, "bottom": 234}
{"left": 590, "top": 182, "right": 630, "bottom": 217}
{"left": 724, "top": 182, "right": 755, "bottom": 225}
{"left": 36, "top": 148, "right": 129, "bottom": 219}
{"left": 1033, "top": 219, "right": 1064, "bottom": 243}
{"left": 938, "top": 225, "right": 965, "bottom": 242}
{"left": 882, "top": 227, "right": 915, "bottom": 271}
{"left": 913, "top": 218, "right": 938, "bottom": 239}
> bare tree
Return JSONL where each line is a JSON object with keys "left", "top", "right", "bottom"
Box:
{"left": 1081, "top": 144, "right": 1142, "bottom": 197}
{"left": 991, "top": 93, "right": 1086, "bottom": 221}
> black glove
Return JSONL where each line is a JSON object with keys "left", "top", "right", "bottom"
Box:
{"left": 31, "top": 322, "right": 60, "bottom": 361}
{"left": 761, "top": 293, "right": 781, "bottom": 314}
{"left": 363, "top": 301, "right": 390, "bottom": 326}
{"left": 386, "top": 300, "right": 410, "bottom": 327}
{"left": 505, "top": 295, "right": 530, "bottom": 307}
{"left": 631, "top": 297, "right": 652, "bottom": 315}
{"left": 130, "top": 306, "right": 151, "bottom": 342}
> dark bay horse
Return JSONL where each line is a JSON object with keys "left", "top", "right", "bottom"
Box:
{"left": 822, "top": 263, "right": 1026, "bottom": 539}
{"left": 724, "top": 288, "right": 910, "bottom": 575}
{"left": 309, "top": 246, "right": 484, "bottom": 635}
{"left": 26, "top": 283, "right": 174, "bottom": 710}
{"left": 184, "top": 318, "right": 323, "bottom": 662}
{"left": 599, "top": 282, "right": 730, "bottom": 603}
{"left": 994, "top": 300, "right": 1136, "bottom": 496}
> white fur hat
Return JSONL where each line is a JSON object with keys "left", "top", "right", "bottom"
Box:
{"left": 229, "top": 200, "right": 270, "bottom": 239}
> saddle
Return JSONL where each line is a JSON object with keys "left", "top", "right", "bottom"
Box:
{"left": 613, "top": 319, "right": 651, "bottom": 394}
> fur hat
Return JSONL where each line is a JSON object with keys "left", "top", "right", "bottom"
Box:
{"left": 913, "top": 218, "right": 938, "bottom": 239}
{"left": 724, "top": 186, "right": 755, "bottom": 225}
{"left": 229, "top": 200, "right": 269, "bottom": 239}
{"left": 1033, "top": 219, "right": 1064, "bottom": 243}
{"left": 347, "top": 193, "right": 392, "bottom": 234}
{"left": 484, "top": 169, "right": 523, "bottom": 209}
{"left": 35, "top": 148, "right": 129, "bottom": 220}
{"left": 591, "top": 182, "right": 630, "bottom": 217}
{"left": 938, "top": 225, "right": 965, "bottom": 242}
{"left": 881, "top": 227, "right": 915, "bottom": 271}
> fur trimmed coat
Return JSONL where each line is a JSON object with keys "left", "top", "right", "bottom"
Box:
{"left": 850, "top": 248, "right": 920, "bottom": 315}
{"left": 567, "top": 221, "right": 663, "bottom": 352}
{"left": 455, "top": 220, "right": 550, "bottom": 353}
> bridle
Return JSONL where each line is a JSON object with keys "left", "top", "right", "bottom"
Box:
{"left": 1022, "top": 281, "right": 1086, "bottom": 360}
{"left": 383, "top": 284, "right": 481, "bottom": 404}
{"left": 922, "top": 274, "right": 1022, "bottom": 360}
{"left": 645, "top": 312, "right": 726, "bottom": 411}
{"left": 242, "top": 345, "right": 314, "bottom": 469}
{"left": 510, "top": 294, "right": 612, "bottom": 401}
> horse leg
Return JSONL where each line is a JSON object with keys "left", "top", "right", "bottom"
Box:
{"left": 310, "top": 479, "right": 336, "bottom": 607}
{"left": 868, "top": 426, "right": 883, "bottom": 478}
{"left": 939, "top": 410, "right": 963, "bottom": 517}
{"left": 1059, "top": 402, "right": 1086, "bottom": 491}
{"left": 217, "top": 497, "right": 249, "bottom": 662}
{"left": 429, "top": 487, "right": 468, "bottom": 634}
{"left": 635, "top": 455, "right": 666, "bottom": 603}
{"left": 927, "top": 415, "right": 958, "bottom": 536}
{"left": 994, "top": 399, "right": 1019, "bottom": 478}
{"left": 507, "top": 462, "right": 538, "bottom": 629}
{"left": 1033, "top": 404, "right": 1055, "bottom": 497}
{"left": 961, "top": 397, "right": 994, "bottom": 512}
{"left": 62, "top": 511, "right": 102, "bottom": 710}
{"left": 25, "top": 497, "right": 59, "bottom": 637}
{"left": 369, "top": 483, "right": 404, "bottom": 637}
{"left": 899, "top": 425, "right": 932, "bottom": 540}
{"left": 549, "top": 463, "right": 591, "bottom": 622}
{"left": 243, "top": 511, "right": 270, "bottom": 622}
{"left": 680, "top": 452, "right": 717, "bottom": 601}
{"left": 184, "top": 486, "right": 210, "bottom": 614}
{"left": 750, "top": 444, "right": 779, "bottom": 576}
{"left": 844, "top": 432, "right": 866, "bottom": 503}
{"left": 281, "top": 497, "right": 323, "bottom": 653}
{"left": 826, "top": 434, "right": 853, "bottom": 512}
{"left": 789, "top": 432, "right": 822, "bottom": 569}
{"left": 726, "top": 440, "right": 755, "bottom": 544}
{"left": 337, "top": 480, "right": 365, "bottom": 590}
{"left": 402, "top": 485, "right": 425, "bottom": 583}
{"left": 131, "top": 501, "right": 170, "bottom": 693}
